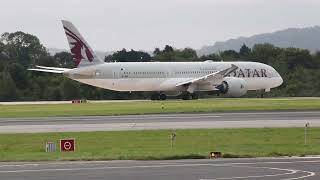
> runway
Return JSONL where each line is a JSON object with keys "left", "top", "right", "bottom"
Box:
{"left": 0, "top": 111, "right": 319, "bottom": 133}
{"left": 0, "top": 157, "right": 319, "bottom": 180}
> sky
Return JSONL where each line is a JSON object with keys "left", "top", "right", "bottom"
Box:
{"left": 1, "top": 0, "right": 320, "bottom": 52}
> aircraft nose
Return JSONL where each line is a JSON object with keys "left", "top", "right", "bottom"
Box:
{"left": 275, "top": 70, "right": 283, "bottom": 86}
{"left": 278, "top": 74, "right": 283, "bottom": 85}
{"left": 268, "top": 64, "right": 283, "bottom": 87}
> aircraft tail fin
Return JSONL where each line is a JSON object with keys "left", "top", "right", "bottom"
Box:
{"left": 61, "top": 20, "right": 103, "bottom": 67}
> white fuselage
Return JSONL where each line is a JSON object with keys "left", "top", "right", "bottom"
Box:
{"left": 65, "top": 61, "right": 283, "bottom": 92}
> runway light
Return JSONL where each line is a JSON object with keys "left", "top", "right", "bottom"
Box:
{"left": 209, "top": 151, "right": 222, "bottom": 158}
{"left": 305, "top": 122, "right": 310, "bottom": 145}
{"left": 170, "top": 131, "right": 176, "bottom": 149}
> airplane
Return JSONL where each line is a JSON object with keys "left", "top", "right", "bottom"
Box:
{"left": 29, "top": 20, "right": 283, "bottom": 100}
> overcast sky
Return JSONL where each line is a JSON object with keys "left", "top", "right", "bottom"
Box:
{"left": 1, "top": 0, "right": 320, "bottom": 51}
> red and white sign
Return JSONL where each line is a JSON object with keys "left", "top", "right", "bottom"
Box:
{"left": 60, "top": 139, "right": 75, "bottom": 152}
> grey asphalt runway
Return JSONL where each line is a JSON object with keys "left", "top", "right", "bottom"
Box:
{"left": 0, "top": 111, "right": 319, "bottom": 133}
{"left": 0, "top": 157, "right": 319, "bottom": 180}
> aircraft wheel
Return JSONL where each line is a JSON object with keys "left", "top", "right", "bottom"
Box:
{"left": 151, "top": 94, "right": 160, "bottom": 100}
{"left": 258, "top": 90, "right": 266, "bottom": 98}
{"left": 159, "top": 94, "right": 167, "bottom": 100}
{"left": 191, "top": 93, "right": 199, "bottom": 100}
{"left": 181, "top": 93, "right": 191, "bottom": 100}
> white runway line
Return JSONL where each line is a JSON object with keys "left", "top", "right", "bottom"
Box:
{"left": 199, "top": 166, "right": 297, "bottom": 180}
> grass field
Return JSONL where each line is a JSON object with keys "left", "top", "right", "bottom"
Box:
{"left": 0, "top": 98, "right": 320, "bottom": 118}
{"left": 0, "top": 128, "right": 319, "bottom": 161}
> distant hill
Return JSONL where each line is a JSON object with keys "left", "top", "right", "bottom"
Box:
{"left": 198, "top": 26, "right": 320, "bottom": 56}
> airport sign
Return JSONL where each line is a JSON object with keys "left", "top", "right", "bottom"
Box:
{"left": 60, "top": 139, "right": 75, "bottom": 152}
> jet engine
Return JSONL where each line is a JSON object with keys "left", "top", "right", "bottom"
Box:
{"left": 216, "top": 77, "right": 247, "bottom": 97}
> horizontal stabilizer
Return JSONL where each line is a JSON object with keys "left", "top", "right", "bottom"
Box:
{"left": 35, "top": 65, "right": 72, "bottom": 71}
{"left": 28, "top": 68, "right": 65, "bottom": 73}
{"left": 28, "top": 65, "right": 72, "bottom": 74}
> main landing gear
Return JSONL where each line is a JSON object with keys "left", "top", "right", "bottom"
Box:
{"left": 150, "top": 92, "right": 198, "bottom": 100}
{"left": 151, "top": 93, "right": 167, "bottom": 100}
{"left": 181, "top": 93, "right": 198, "bottom": 100}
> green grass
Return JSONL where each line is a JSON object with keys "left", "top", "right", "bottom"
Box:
{"left": 1, "top": 98, "right": 320, "bottom": 118}
{"left": 0, "top": 128, "right": 319, "bottom": 161}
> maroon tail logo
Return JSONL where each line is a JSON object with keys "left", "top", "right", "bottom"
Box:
{"left": 64, "top": 27, "right": 94, "bottom": 66}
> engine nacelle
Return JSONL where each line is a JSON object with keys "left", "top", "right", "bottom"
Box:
{"left": 216, "top": 77, "right": 247, "bottom": 97}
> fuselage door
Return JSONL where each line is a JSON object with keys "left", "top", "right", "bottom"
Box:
{"left": 113, "top": 70, "right": 119, "bottom": 79}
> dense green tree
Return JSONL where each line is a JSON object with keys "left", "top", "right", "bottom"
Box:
{"left": 312, "top": 52, "right": 320, "bottom": 68}
{"left": 153, "top": 48, "right": 161, "bottom": 55}
{"left": 219, "top": 50, "right": 240, "bottom": 61}
{"left": 61, "top": 78, "right": 81, "bottom": 100}
{"left": 200, "top": 53, "right": 221, "bottom": 61}
{"left": 239, "top": 44, "right": 251, "bottom": 56}
{"left": 153, "top": 46, "right": 198, "bottom": 62}
{"left": 7, "top": 63, "right": 27, "bottom": 89}
{"left": 251, "top": 43, "right": 281, "bottom": 64}
{"left": 104, "top": 49, "right": 151, "bottom": 62}
{"left": 163, "top": 45, "right": 174, "bottom": 53}
{"left": 1, "top": 31, "right": 47, "bottom": 67}
{"left": 282, "top": 48, "right": 313, "bottom": 70}
{"left": 54, "top": 52, "right": 74, "bottom": 68}
{"left": 176, "top": 48, "right": 198, "bottom": 61}
{"left": 0, "top": 69, "right": 17, "bottom": 101}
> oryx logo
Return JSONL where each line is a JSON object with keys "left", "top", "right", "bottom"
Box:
{"left": 64, "top": 27, "right": 94, "bottom": 66}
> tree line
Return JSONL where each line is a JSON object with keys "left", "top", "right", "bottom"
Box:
{"left": 0, "top": 31, "right": 320, "bottom": 101}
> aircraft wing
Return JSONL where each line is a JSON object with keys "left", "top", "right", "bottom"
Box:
{"left": 28, "top": 65, "right": 73, "bottom": 74}
{"left": 176, "top": 64, "right": 238, "bottom": 87}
